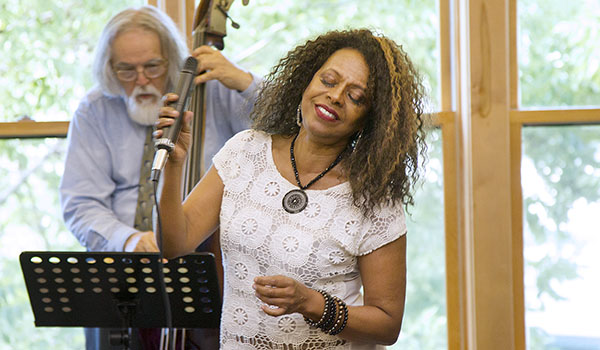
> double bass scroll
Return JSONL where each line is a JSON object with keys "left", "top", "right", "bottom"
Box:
{"left": 184, "top": 0, "right": 249, "bottom": 196}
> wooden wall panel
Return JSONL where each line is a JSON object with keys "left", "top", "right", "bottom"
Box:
{"left": 455, "top": 0, "right": 517, "bottom": 348}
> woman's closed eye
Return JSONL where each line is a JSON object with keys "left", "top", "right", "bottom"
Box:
{"left": 320, "top": 77, "right": 336, "bottom": 87}
{"left": 348, "top": 91, "right": 365, "bottom": 105}
{"left": 320, "top": 75, "right": 366, "bottom": 105}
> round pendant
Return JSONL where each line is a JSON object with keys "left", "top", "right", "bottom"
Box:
{"left": 282, "top": 189, "right": 308, "bottom": 214}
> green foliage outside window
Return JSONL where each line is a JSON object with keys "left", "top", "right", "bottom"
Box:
{"left": 0, "top": 0, "right": 143, "bottom": 122}
{"left": 223, "top": 0, "right": 441, "bottom": 110}
{"left": 519, "top": 1, "right": 600, "bottom": 349}
{"left": 518, "top": 0, "right": 600, "bottom": 108}
{"left": 522, "top": 126, "right": 600, "bottom": 350}
{"left": 0, "top": 138, "right": 79, "bottom": 349}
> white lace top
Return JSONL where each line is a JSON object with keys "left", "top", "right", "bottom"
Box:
{"left": 213, "top": 130, "right": 407, "bottom": 350}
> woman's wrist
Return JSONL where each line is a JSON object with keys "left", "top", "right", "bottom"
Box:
{"left": 303, "top": 289, "right": 349, "bottom": 335}
{"left": 303, "top": 289, "right": 329, "bottom": 326}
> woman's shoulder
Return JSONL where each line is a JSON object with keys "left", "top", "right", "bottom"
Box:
{"left": 215, "top": 130, "right": 272, "bottom": 165}
{"left": 333, "top": 201, "right": 407, "bottom": 256}
{"left": 228, "top": 129, "right": 271, "bottom": 144}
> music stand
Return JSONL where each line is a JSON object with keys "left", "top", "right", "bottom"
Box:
{"left": 19, "top": 251, "right": 221, "bottom": 349}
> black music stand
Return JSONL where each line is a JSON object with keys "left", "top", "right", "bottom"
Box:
{"left": 19, "top": 251, "right": 221, "bottom": 349}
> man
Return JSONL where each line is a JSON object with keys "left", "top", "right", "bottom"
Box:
{"left": 59, "top": 5, "right": 258, "bottom": 349}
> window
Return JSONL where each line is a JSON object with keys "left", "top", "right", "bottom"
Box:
{"left": 516, "top": 1, "right": 600, "bottom": 349}
{"left": 518, "top": 0, "right": 600, "bottom": 108}
{"left": 522, "top": 125, "right": 600, "bottom": 350}
{"left": 222, "top": 0, "right": 441, "bottom": 110}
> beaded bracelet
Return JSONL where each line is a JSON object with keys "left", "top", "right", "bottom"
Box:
{"left": 318, "top": 291, "right": 338, "bottom": 332}
{"left": 322, "top": 296, "right": 342, "bottom": 334}
{"left": 304, "top": 290, "right": 333, "bottom": 329}
{"left": 304, "top": 290, "right": 349, "bottom": 336}
{"left": 327, "top": 297, "right": 348, "bottom": 335}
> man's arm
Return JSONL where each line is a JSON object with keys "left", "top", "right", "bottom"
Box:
{"left": 59, "top": 95, "right": 141, "bottom": 251}
{"left": 193, "top": 45, "right": 254, "bottom": 91}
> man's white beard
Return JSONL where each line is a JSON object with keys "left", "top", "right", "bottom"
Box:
{"left": 125, "top": 85, "right": 162, "bottom": 126}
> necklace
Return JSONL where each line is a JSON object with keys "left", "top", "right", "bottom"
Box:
{"left": 282, "top": 133, "right": 346, "bottom": 214}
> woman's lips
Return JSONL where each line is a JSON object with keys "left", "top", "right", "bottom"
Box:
{"left": 315, "top": 104, "right": 338, "bottom": 121}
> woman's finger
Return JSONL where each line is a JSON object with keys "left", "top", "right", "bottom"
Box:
{"left": 260, "top": 304, "right": 287, "bottom": 317}
{"left": 254, "top": 275, "right": 288, "bottom": 288}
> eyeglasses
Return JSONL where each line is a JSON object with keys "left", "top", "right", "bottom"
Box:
{"left": 112, "top": 59, "right": 168, "bottom": 82}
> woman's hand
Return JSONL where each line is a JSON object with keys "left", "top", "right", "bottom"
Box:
{"left": 153, "top": 93, "right": 193, "bottom": 164}
{"left": 253, "top": 275, "right": 324, "bottom": 318}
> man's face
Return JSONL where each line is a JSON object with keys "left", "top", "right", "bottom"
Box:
{"left": 111, "top": 28, "right": 167, "bottom": 100}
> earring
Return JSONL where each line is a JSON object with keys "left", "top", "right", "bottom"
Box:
{"left": 351, "top": 130, "right": 363, "bottom": 153}
{"left": 296, "top": 104, "right": 302, "bottom": 127}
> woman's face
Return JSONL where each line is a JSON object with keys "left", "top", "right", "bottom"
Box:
{"left": 300, "top": 48, "right": 370, "bottom": 146}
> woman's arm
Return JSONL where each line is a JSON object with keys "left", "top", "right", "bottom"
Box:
{"left": 343, "top": 234, "right": 407, "bottom": 344}
{"left": 155, "top": 98, "right": 224, "bottom": 258}
{"left": 253, "top": 234, "right": 407, "bottom": 345}
{"left": 158, "top": 164, "right": 223, "bottom": 258}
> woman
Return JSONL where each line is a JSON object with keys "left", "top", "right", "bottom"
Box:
{"left": 156, "top": 29, "right": 426, "bottom": 349}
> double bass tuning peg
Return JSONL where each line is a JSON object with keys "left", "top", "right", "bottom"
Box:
{"left": 217, "top": 5, "right": 241, "bottom": 29}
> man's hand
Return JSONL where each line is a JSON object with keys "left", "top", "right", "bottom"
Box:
{"left": 123, "top": 231, "right": 159, "bottom": 252}
{"left": 192, "top": 45, "right": 253, "bottom": 92}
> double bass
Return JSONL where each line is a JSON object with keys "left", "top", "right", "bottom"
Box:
{"left": 185, "top": 0, "right": 250, "bottom": 195}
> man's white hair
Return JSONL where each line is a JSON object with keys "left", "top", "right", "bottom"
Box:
{"left": 92, "top": 5, "right": 189, "bottom": 97}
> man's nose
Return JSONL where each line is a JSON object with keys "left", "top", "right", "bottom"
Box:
{"left": 135, "top": 66, "right": 150, "bottom": 86}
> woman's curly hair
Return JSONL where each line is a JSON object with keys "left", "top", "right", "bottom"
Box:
{"left": 251, "top": 28, "right": 427, "bottom": 214}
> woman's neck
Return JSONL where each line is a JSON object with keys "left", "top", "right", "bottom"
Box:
{"left": 293, "top": 130, "right": 349, "bottom": 169}
{"left": 272, "top": 132, "right": 349, "bottom": 190}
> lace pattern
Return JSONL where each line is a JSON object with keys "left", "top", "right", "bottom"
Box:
{"left": 213, "top": 130, "right": 406, "bottom": 349}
